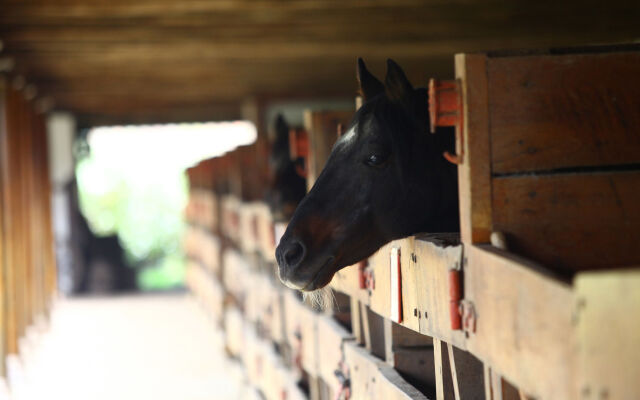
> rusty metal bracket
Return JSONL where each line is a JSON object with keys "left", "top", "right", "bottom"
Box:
{"left": 428, "top": 78, "right": 464, "bottom": 165}
{"left": 448, "top": 266, "right": 477, "bottom": 335}
{"left": 459, "top": 300, "right": 476, "bottom": 335}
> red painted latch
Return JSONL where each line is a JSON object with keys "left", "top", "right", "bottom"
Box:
{"left": 428, "top": 79, "right": 464, "bottom": 165}
{"left": 288, "top": 128, "right": 309, "bottom": 177}
{"left": 448, "top": 269, "right": 462, "bottom": 330}
{"left": 357, "top": 260, "right": 368, "bottom": 289}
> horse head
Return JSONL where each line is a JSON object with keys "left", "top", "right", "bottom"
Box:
{"left": 276, "top": 59, "right": 459, "bottom": 291}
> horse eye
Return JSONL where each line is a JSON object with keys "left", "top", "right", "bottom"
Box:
{"left": 365, "top": 153, "right": 388, "bottom": 167}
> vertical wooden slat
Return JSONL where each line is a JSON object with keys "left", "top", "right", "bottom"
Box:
{"left": 0, "top": 78, "right": 7, "bottom": 376}
{"left": 0, "top": 79, "right": 55, "bottom": 372}
{"left": 454, "top": 54, "right": 492, "bottom": 244}
{"left": 4, "top": 86, "right": 25, "bottom": 350}
{"left": 447, "top": 343, "right": 461, "bottom": 400}
{"left": 39, "top": 114, "right": 57, "bottom": 311}
{"left": 434, "top": 338, "right": 444, "bottom": 400}
{"left": 20, "top": 92, "right": 35, "bottom": 328}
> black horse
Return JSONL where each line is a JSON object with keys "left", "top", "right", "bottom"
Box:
{"left": 276, "top": 59, "right": 459, "bottom": 291}
{"left": 267, "top": 114, "right": 307, "bottom": 221}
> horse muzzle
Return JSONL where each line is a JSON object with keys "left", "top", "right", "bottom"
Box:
{"left": 276, "top": 237, "right": 335, "bottom": 291}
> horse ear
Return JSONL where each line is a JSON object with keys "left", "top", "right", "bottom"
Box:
{"left": 385, "top": 59, "right": 413, "bottom": 104}
{"left": 357, "top": 58, "right": 384, "bottom": 100}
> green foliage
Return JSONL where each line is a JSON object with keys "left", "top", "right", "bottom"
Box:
{"left": 76, "top": 141, "right": 188, "bottom": 290}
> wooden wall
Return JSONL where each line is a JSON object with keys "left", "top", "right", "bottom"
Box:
{"left": 0, "top": 76, "right": 56, "bottom": 376}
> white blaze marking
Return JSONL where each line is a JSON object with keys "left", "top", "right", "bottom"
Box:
{"left": 336, "top": 125, "right": 357, "bottom": 153}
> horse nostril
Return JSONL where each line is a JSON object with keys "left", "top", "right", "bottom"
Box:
{"left": 283, "top": 239, "right": 306, "bottom": 268}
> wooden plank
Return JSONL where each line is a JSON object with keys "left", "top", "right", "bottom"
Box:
{"left": 492, "top": 171, "right": 640, "bottom": 272}
{"left": 433, "top": 340, "right": 443, "bottom": 400}
{"left": 220, "top": 194, "right": 241, "bottom": 243}
{"left": 344, "top": 341, "right": 428, "bottom": 400}
{"left": 447, "top": 343, "right": 460, "bottom": 400}
{"left": 315, "top": 315, "right": 354, "bottom": 396}
{"left": 255, "top": 202, "right": 276, "bottom": 263}
{"left": 2, "top": 85, "right": 25, "bottom": 352}
{"left": 350, "top": 297, "right": 364, "bottom": 345}
{"left": 464, "top": 245, "right": 574, "bottom": 400}
{"left": 329, "top": 262, "right": 369, "bottom": 304}
{"left": 200, "top": 231, "right": 221, "bottom": 276}
{"left": 0, "top": 78, "right": 7, "bottom": 375}
{"left": 222, "top": 248, "right": 251, "bottom": 304}
{"left": 454, "top": 53, "right": 492, "bottom": 244}
{"left": 574, "top": 269, "right": 640, "bottom": 400}
{"left": 404, "top": 236, "right": 466, "bottom": 348}
{"left": 224, "top": 306, "right": 245, "bottom": 358}
{"left": 304, "top": 109, "right": 354, "bottom": 191}
{"left": 282, "top": 290, "right": 306, "bottom": 376}
{"left": 488, "top": 51, "right": 640, "bottom": 174}
{"left": 383, "top": 319, "right": 432, "bottom": 365}
{"left": 37, "top": 112, "right": 56, "bottom": 312}
{"left": 299, "top": 304, "right": 319, "bottom": 377}
{"left": 265, "top": 281, "right": 285, "bottom": 344}
{"left": 368, "top": 239, "right": 410, "bottom": 322}
{"left": 184, "top": 262, "right": 224, "bottom": 323}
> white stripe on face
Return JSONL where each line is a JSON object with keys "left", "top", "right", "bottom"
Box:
{"left": 336, "top": 125, "right": 357, "bottom": 153}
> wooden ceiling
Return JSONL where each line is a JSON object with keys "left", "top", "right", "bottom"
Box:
{"left": 1, "top": 0, "right": 638, "bottom": 127}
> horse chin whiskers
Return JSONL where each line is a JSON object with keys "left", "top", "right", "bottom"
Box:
{"left": 302, "top": 286, "right": 336, "bottom": 311}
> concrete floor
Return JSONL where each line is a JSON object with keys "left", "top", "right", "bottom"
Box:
{"left": 6, "top": 294, "right": 243, "bottom": 400}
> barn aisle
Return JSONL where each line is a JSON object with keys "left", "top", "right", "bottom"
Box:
{"left": 9, "top": 294, "right": 243, "bottom": 400}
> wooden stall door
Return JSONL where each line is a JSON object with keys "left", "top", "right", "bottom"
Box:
{"left": 456, "top": 46, "right": 640, "bottom": 273}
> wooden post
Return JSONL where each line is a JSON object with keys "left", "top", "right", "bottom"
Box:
{"left": 0, "top": 77, "right": 6, "bottom": 377}
{"left": 454, "top": 54, "right": 492, "bottom": 245}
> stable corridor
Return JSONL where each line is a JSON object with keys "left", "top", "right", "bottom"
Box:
{"left": 4, "top": 294, "right": 242, "bottom": 400}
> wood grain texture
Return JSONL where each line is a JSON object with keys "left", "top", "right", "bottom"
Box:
{"left": 344, "top": 341, "right": 428, "bottom": 400}
{"left": 0, "top": 82, "right": 57, "bottom": 360}
{"left": 488, "top": 51, "right": 640, "bottom": 174}
{"left": 329, "top": 263, "right": 369, "bottom": 304}
{"left": 315, "top": 315, "right": 355, "bottom": 396}
{"left": 492, "top": 171, "right": 640, "bottom": 272}
{"left": 455, "top": 53, "right": 493, "bottom": 244}
{"left": 464, "top": 245, "right": 574, "bottom": 400}
{"left": 368, "top": 239, "right": 409, "bottom": 321}
{"left": 0, "top": 79, "right": 6, "bottom": 374}
{"left": 574, "top": 269, "right": 640, "bottom": 400}
{"left": 405, "top": 236, "right": 466, "bottom": 348}
{"left": 3, "top": 1, "right": 640, "bottom": 124}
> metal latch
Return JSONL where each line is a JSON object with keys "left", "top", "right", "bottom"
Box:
{"left": 448, "top": 265, "right": 476, "bottom": 335}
